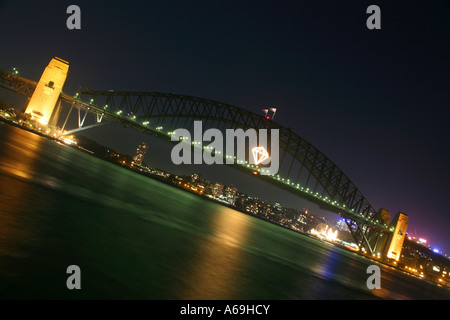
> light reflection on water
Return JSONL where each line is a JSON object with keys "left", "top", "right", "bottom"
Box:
{"left": 0, "top": 123, "right": 449, "bottom": 299}
{"left": 180, "top": 207, "right": 250, "bottom": 299}
{"left": 0, "top": 124, "right": 43, "bottom": 180}
{"left": 0, "top": 127, "right": 43, "bottom": 266}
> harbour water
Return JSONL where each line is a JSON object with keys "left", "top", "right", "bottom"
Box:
{"left": 0, "top": 123, "right": 449, "bottom": 299}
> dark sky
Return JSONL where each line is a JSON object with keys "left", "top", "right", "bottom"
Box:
{"left": 0, "top": 1, "right": 449, "bottom": 253}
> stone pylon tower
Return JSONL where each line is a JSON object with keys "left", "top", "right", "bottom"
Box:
{"left": 385, "top": 212, "right": 409, "bottom": 261}
{"left": 25, "top": 57, "right": 69, "bottom": 126}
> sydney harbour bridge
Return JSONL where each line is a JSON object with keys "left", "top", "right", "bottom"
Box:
{"left": 0, "top": 57, "right": 409, "bottom": 259}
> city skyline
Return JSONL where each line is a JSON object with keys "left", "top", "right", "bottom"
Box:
{"left": 110, "top": 138, "right": 450, "bottom": 259}
{"left": 0, "top": 0, "right": 449, "bottom": 253}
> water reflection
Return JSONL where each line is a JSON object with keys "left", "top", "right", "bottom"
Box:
{"left": 1, "top": 125, "right": 449, "bottom": 299}
{"left": 298, "top": 247, "right": 371, "bottom": 299}
{"left": 0, "top": 126, "right": 43, "bottom": 180}
{"left": 371, "top": 265, "right": 411, "bottom": 299}
{"left": 180, "top": 206, "right": 250, "bottom": 299}
{"left": 0, "top": 127, "right": 43, "bottom": 278}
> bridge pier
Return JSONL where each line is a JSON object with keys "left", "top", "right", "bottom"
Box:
{"left": 24, "top": 57, "right": 69, "bottom": 126}
{"left": 385, "top": 212, "right": 408, "bottom": 261}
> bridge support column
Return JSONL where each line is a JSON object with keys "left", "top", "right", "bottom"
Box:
{"left": 385, "top": 212, "right": 408, "bottom": 261}
{"left": 24, "top": 57, "right": 69, "bottom": 126}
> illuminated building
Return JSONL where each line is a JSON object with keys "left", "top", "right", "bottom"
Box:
{"left": 191, "top": 173, "right": 199, "bottom": 183}
{"left": 25, "top": 57, "right": 69, "bottom": 126}
{"left": 132, "top": 142, "right": 148, "bottom": 166}
{"left": 212, "top": 182, "right": 224, "bottom": 198}
{"left": 246, "top": 203, "right": 258, "bottom": 215}
{"left": 336, "top": 218, "right": 348, "bottom": 231}
{"left": 310, "top": 225, "right": 338, "bottom": 242}
{"left": 224, "top": 184, "right": 237, "bottom": 204}
{"left": 386, "top": 211, "right": 409, "bottom": 261}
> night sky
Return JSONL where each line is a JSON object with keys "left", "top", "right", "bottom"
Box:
{"left": 0, "top": 1, "right": 449, "bottom": 253}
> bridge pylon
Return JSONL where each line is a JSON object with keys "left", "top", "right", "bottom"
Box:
{"left": 385, "top": 212, "right": 408, "bottom": 261}
{"left": 24, "top": 57, "right": 69, "bottom": 126}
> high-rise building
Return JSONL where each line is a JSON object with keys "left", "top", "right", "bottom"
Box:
{"left": 274, "top": 203, "right": 283, "bottom": 212}
{"left": 224, "top": 184, "right": 238, "bottom": 204}
{"left": 25, "top": 57, "right": 69, "bottom": 126}
{"left": 132, "top": 142, "right": 148, "bottom": 166}
{"left": 385, "top": 211, "right": 408, "bottom": 261}
{"left": 212, "top": 182, "right": 224, "bottom": 198}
